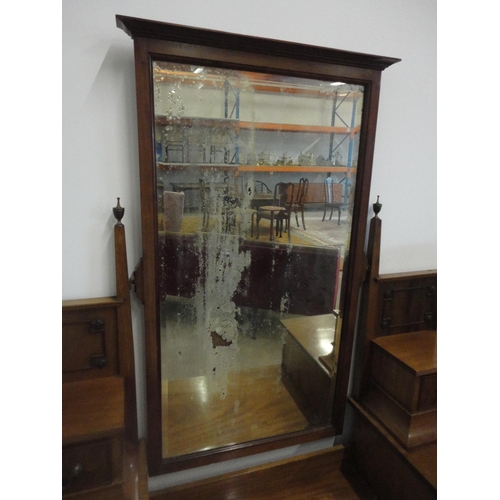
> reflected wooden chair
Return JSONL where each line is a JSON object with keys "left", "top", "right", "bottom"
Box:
{"left": 253, "top": 182, "right": 294, "bottom": 242}
{"left": 199, "top": 178, "right": 217, "bottom": 232}
{"left": 222, "top": 190, "right": 244, "bottom": 233}
{"left": 254, "top": 181, "right": 272, "bottom": 194}
{"left": 323, "top": 178, "right": 345, "bottom": 224}
{"left": 291, "top": 178, "right": 309, "bottom": 230}
{"left": 247, "top": 180, "right": 274, "bottom": 210}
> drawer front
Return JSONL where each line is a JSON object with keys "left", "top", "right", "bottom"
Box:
{"left": 62, "top": 438, "right": 117, "bottom": 495}
{"left": 63, "top": 307, "right": 118, "bottom": 382}
{"left": 371, "top": 345, "right": 417, "bottom": 412}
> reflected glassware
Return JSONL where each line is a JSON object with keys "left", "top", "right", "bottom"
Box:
{"left": 333, "top": 151, "right": 343, "bottom": 166}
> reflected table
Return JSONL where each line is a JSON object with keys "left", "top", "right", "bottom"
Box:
{"left": 249, "top": 193, "right": 274, "bottom": 209}
{"left": 170, "top": 182, "right": 228, "bottom": 192}
{"left": 257, "top": 205, "right": 286, "bottom": 242}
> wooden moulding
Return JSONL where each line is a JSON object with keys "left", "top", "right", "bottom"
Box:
{"left": 149, "top": 446, "right": 374, "bottom": 500}
{"left": 349, "top": 397, "right": 437, "bottom": 500}
{"left": 122, "top": 439, "right": 150, "bottom": 500}
{"left": 116, "top": 15, "right": 401, "bottom": 70}
{"left": 361, "top": 384, "right": 437, "bottom": 449}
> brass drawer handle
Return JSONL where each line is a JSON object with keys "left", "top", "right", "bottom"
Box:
{"left": 62, "top": 463, "right": 84, "bottom": 490}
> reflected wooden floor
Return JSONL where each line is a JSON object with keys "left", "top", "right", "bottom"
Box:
{"left": 174, "top": 209, "right": 348, "bottom": 248}
{"left": 162, "top": 365, "right": 310, "bottom": 458}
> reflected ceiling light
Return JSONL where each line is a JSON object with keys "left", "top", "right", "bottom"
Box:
{"left": 330, "top": 82, "right": 344, "bottom": 86}
{"left": 193, "top": 67, "right": 203, "bottom": 74}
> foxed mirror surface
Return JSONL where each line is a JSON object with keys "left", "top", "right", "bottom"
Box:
{"left": 154, "top": 62, "right": 364, "bottom": 459}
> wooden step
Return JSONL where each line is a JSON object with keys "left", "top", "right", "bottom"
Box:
{"left": 150, "top": 446, "right": 375, "bottom": 500}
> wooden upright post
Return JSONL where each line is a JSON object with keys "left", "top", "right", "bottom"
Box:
{"left": 113, "top": 198, "right": 138, "bottom": 441}
{"left": 354, "top": 197, "right": 382, "bottom": 397}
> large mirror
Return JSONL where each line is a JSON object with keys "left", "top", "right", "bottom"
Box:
{"left": 154, "top": 62, "right": 362, "bottom": 459}
{"left": 117, "top": 15, "right": 399, "bottom": 475}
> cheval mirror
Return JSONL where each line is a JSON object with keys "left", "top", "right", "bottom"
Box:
{"left": 116, "top": 15, "right": 399, "bottom": 476}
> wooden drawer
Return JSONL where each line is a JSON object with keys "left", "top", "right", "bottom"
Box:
{"left": 63, "top": 301, "right": 119, "bottom": 382}
{"left": 62, "top": 437, "right": 122, "bottom": 495}
{"left": 370, "top": 331, "right": 436, "bottom": 413}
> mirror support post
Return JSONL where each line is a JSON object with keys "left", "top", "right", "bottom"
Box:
{"left": 113, "top": 198, "right": 139, "bottom": 442}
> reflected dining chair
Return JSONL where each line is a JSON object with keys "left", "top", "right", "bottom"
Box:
{"left": 323, "top": 177, "right": 345, "bottom": 224}
{"left": 253, "top": 182, "right": 294, "bottom": 242}
{"left": 199, "top": 178, "right": 214, "bottom": 232}
{"left": 247, "top": 180, "right": 274, "bottom": 210}
{"left": 291, "top": 178, "right": 309, "bottom": 230}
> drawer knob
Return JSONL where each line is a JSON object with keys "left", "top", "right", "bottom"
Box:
{"left": 90, "top": 355, "right": 107, "bottom": 368}
{"left": 62, "top": 463, "right": 84, "bottom": 490}
{"left": 89, "top": 318, "right": 105, "bottom": 332}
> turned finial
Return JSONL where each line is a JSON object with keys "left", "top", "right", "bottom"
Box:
{"left": 373, "top": 195, "right": 382, "bottom": 217}
{"left": 113, "top": 197, "right": 125, "bottom": 227}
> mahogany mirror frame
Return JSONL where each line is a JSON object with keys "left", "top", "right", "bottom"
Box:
{"left": 116, "top": 14, "right": 399, "bottom": 476}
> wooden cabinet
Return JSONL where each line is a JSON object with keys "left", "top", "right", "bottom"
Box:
{"left": 349, "top": 299, "right": 437, "bottom": 500}
{"left": 62, "top": 297, "right": 147, "bottom": 499}
{"left": 347, "top": 210, "right": 437, "bottom": 499}
{"left": 62, "top": 201, "right": 147, "bottom": 497}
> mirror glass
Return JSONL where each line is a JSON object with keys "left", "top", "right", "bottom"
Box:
{"left": 153, "top": 61, "right": 364, "bottom": 459}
